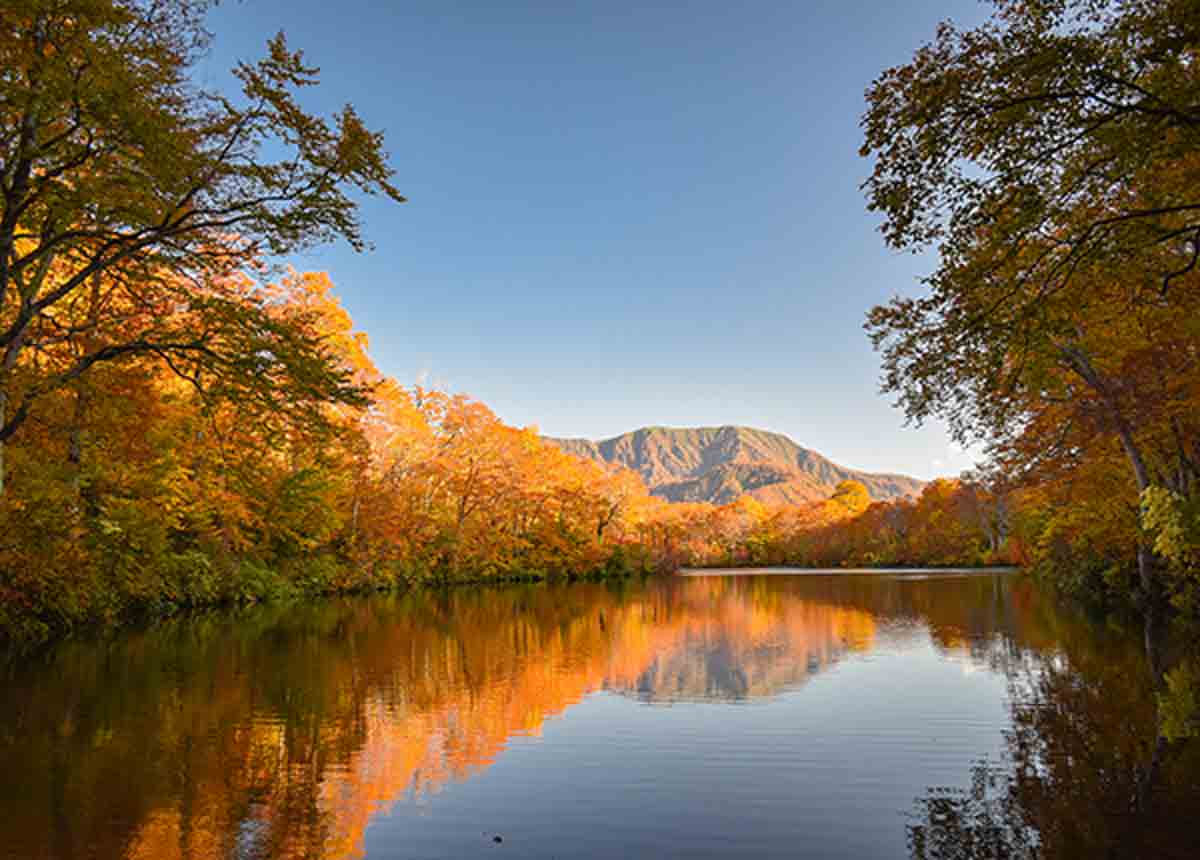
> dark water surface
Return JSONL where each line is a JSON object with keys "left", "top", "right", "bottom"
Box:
{"left": 2, "top": 572, "right": 1198, "bottom": 859}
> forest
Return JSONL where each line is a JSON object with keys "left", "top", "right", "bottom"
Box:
{"left": 1, "top": 0, "right": 1198, "bottom": 642}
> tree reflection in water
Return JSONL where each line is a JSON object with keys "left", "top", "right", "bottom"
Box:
{"left": 908, "top": 609, "right": 1200, "bottom": 860}
{"left": 908, "top": 761, "right": 1036, "bottom": 860}
{"left": 0, "top": 577, "right": 884, "bottom": 860}
{"left": 2, "top": 574, "right": 1198, "bottom": 860}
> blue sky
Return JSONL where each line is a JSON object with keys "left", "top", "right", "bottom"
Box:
{"left": 202, "top": 0, "right": 989, "bottom": 480}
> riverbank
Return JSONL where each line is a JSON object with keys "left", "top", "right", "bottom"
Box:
{"left": 0, "top": 554, "right": 657, "bottom": 649}
{"left": 680, "top": 565, "right": 1022, "bottom": 576}
{"left": 0, "top": 557, "right": 1090, "bottom": 649}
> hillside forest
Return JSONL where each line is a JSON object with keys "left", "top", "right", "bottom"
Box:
{"left": 2, "top": 0, "right": 1199, "bottom": 640}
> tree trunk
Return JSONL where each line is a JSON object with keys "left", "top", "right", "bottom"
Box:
{"left": 1062, "top": 345, "right": 1159, "bottom": 603}
{"left": 1114, "top": 420, "right": 1159, "bottom": 603}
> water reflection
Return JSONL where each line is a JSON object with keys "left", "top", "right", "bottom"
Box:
{"left": 0, "top": 574, "right": 1195, "bottom": 859}
{"left": 614, "top": 580, "right": 879, "bottom": 703}
{"left": 906, "top": 606, "right": 1200, "bottom": 860}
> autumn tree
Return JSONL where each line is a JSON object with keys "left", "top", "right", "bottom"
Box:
{"left": 861, "top": 0, "right": 1200, "bottom": 597}
{"left": 862, "top": 0, "right": 1200, "bottom": 299}
{"left": 0, "top": 0, "right": 404, "bottom": 490}
{"left": 829, "top": 480, "right": 870, "bottom": 517}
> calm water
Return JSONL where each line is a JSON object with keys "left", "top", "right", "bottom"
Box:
{"left": 2, "top": 572, "right": 1198, "bottom": 859}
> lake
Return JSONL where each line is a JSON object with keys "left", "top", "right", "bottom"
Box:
{"left": 2, "top": 571, "right": 1197, "bottom": 859}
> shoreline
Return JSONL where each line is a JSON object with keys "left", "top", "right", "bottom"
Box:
{"left": 0, "top": 566, "right": 658, "bottom": 653}
{"left": 3, "top": 564, "right": 1033, "bottom": 650}
{"left": 679, "top": 565, "right": 1022, "bottom": 577}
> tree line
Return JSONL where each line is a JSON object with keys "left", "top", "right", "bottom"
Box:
{"left": 2, "top": 0, "right": 1198, "bottom": 640}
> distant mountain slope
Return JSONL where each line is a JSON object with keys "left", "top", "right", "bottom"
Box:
{"left": 547, "top": 426, "right": 925, "bottom": 505}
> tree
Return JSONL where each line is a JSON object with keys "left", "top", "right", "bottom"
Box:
{"left": 829, "top": 479, "right": 871, "bottom": 516}
{"left": 0, "top": 0, "right": 404, "bottom": 490}
{"left": 860, "top": 0, "right": 1200, "bottom": 598}
{"left": 861, "top": 0, "right": 1200, "bottom": 300}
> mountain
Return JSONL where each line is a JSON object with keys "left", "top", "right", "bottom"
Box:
{"left": 547, "top": 425, "right": 925, "bottom": 506}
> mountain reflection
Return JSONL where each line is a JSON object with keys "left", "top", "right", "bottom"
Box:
{"left": 1, "top": 573, "right": 1176, "bottom": 860}
{"left": 613, "top": 579, "right": 878, "bottom": 703}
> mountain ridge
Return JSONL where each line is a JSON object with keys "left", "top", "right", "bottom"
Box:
{"left": 546, "top": 425, "right": 925, "bottom": 506}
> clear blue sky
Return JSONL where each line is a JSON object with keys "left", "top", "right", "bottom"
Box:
{"left": 202, "top": 0, "right": 989, "bottom": 480}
